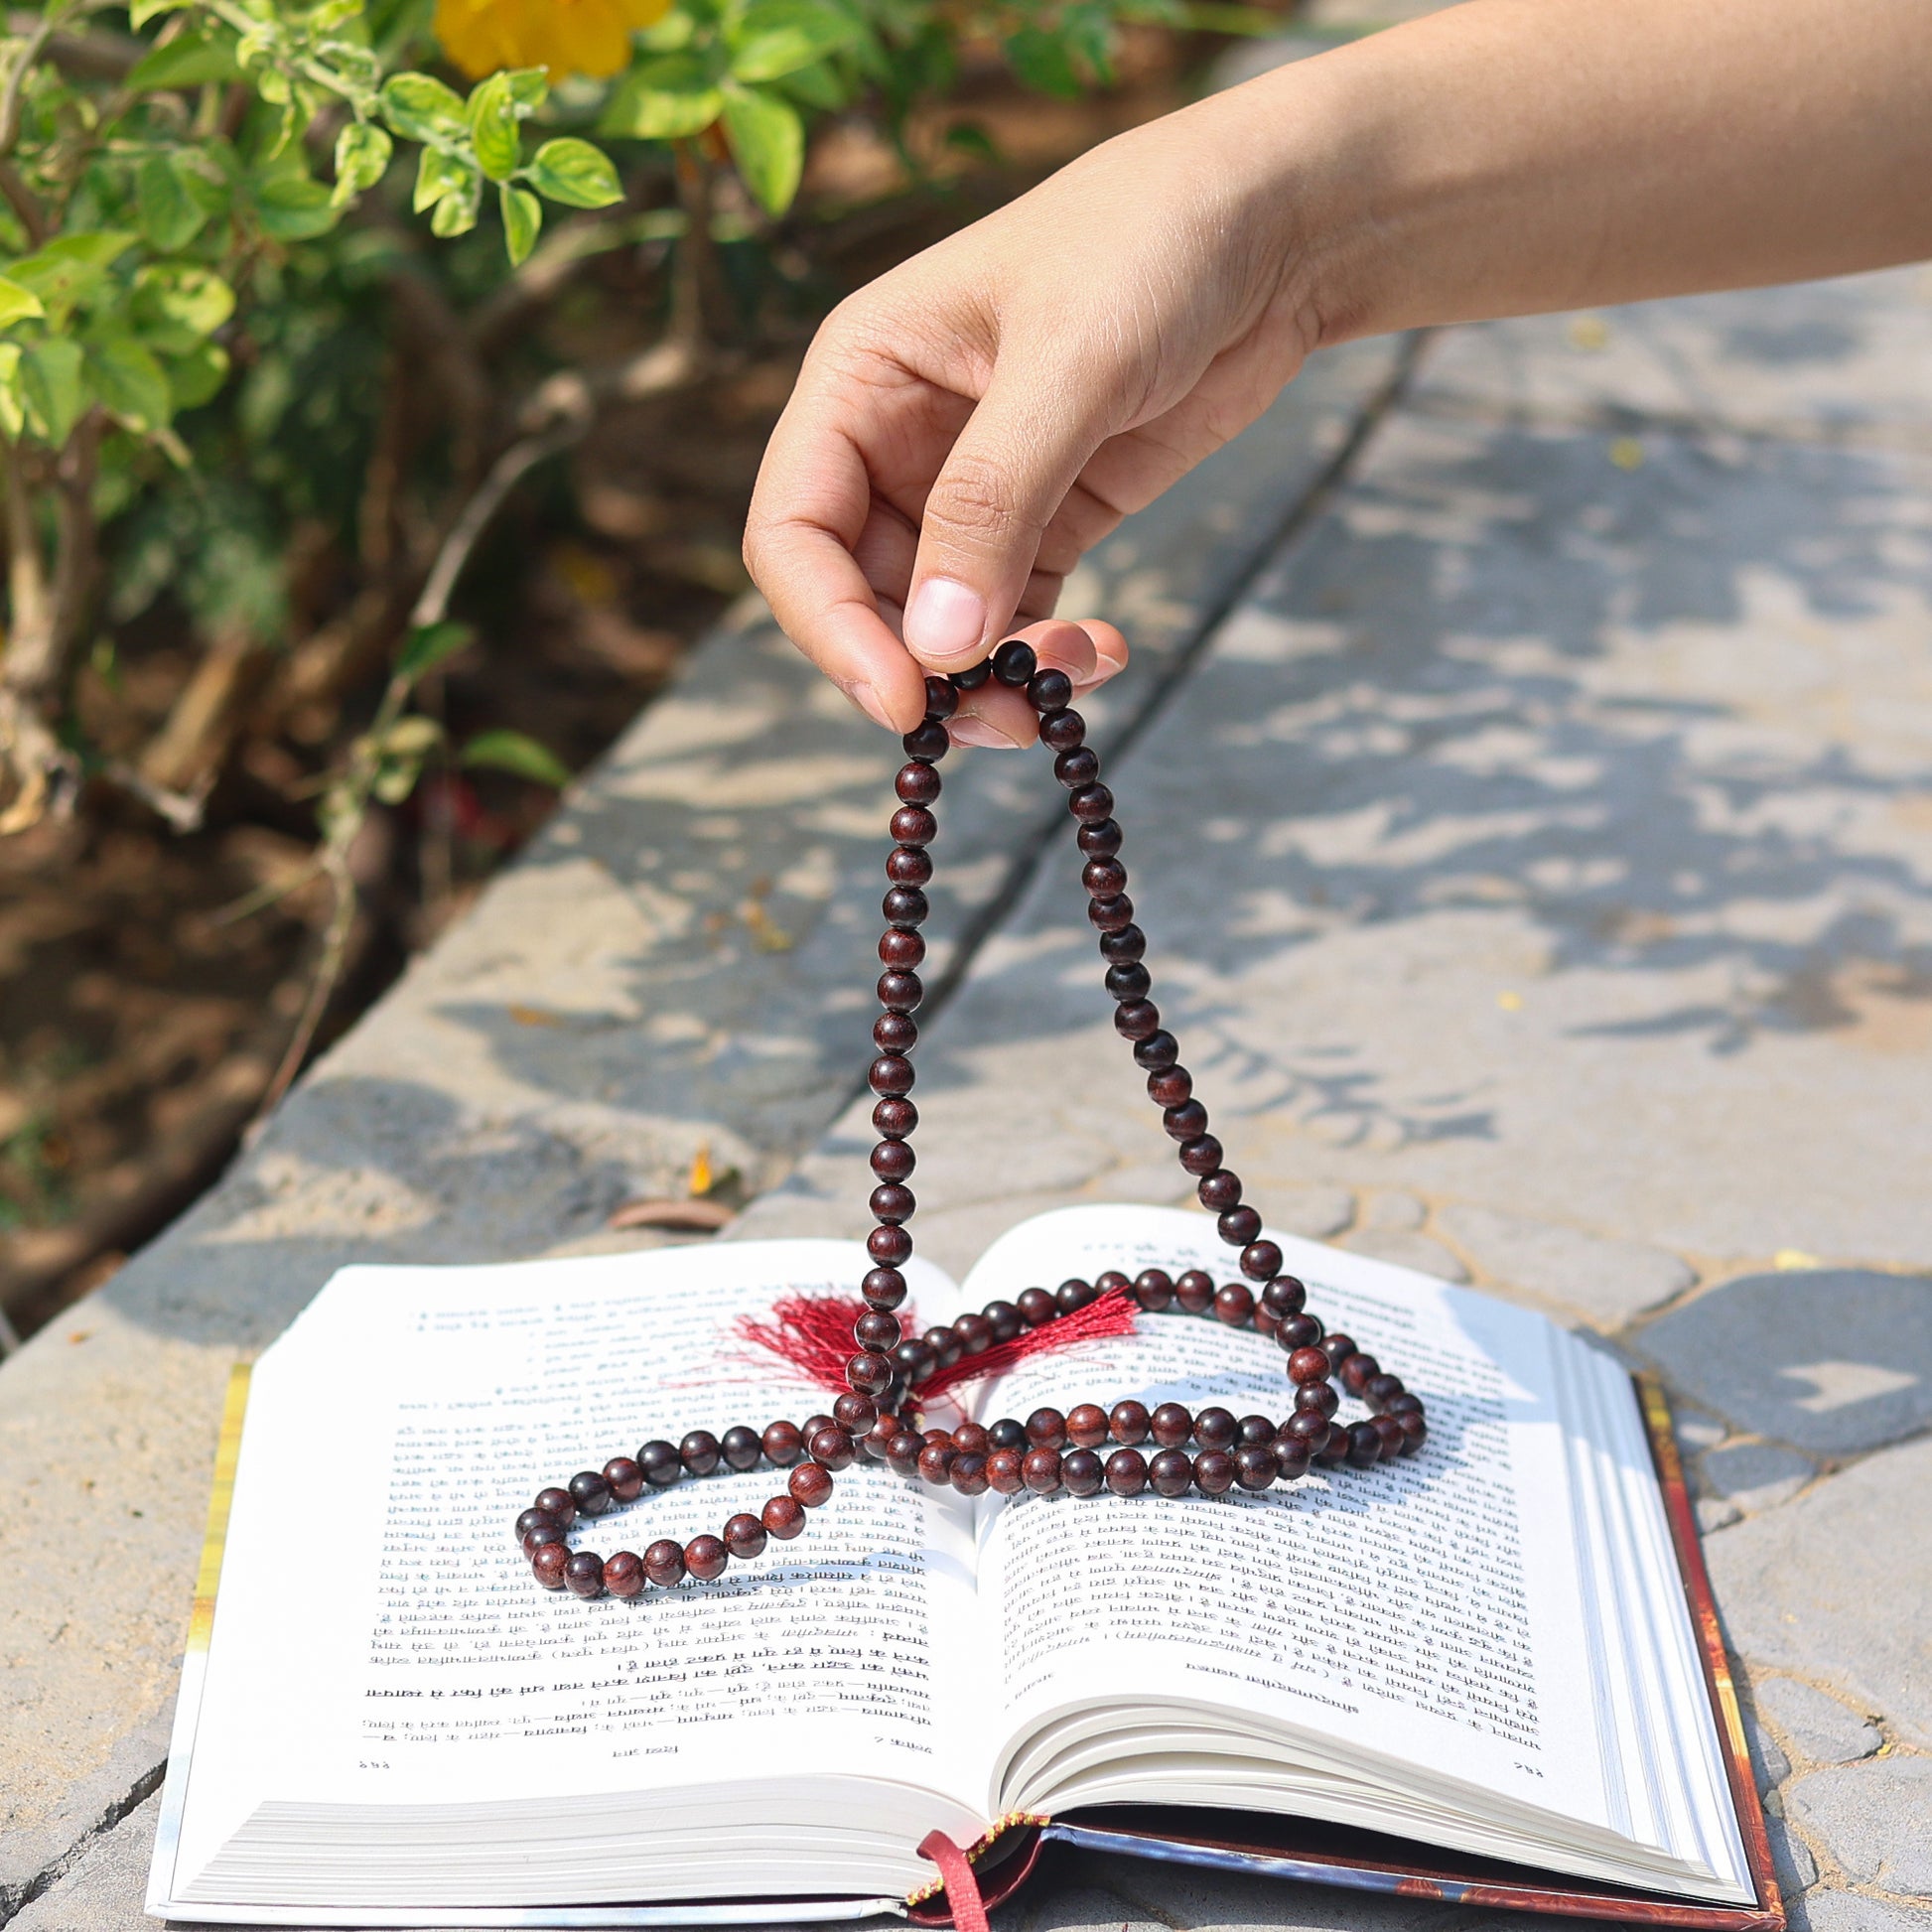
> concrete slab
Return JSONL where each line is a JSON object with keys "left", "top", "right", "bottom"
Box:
{"left": 1756, "top": 1678, "right": 1884, "bottom": 1768}
{"left": 1788, "top": 1758, "right": 1932, "bottom": 1896}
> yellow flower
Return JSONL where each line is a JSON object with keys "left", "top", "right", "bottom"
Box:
{"left": 435, "top": 0, "right": 671, "bottom": 81}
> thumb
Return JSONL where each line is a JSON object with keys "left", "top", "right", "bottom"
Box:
{"left": 900, "top": 354, "right": 1106, "bottom": 671}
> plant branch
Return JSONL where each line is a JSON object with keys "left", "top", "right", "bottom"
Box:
{"left": 258, "top": 845, "right": 355, "bottom": 1116}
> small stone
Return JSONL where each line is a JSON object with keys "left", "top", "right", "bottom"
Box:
{"left": 1756, "top": 1677, "right": 1882, "bottom": 1766}
{"left": 1340, "top": 1230, "right": 1469, "bottom": 1282}
{"left": 1267, "top": 1184, "right": 1355, "bottom": 1240}
{"left": 1436, "top": 1202, "right": 1692, "bottom": 1328}
{"left": 1360, "top": 1190, "right": 1426, "bottom": 1231}
{"left": 1788, "top": 1757, "right": 1932, "bottom": 1895}
{"left": 1765, "top": 1811, "right": 1820, "bottom": 1896}
{"left": 1743, "top": 1705, "right": 1792, "bottom": 1795}
{"left": 1703, "top": 1441, "right": 1815, "bottom": 1515}
{"left": 1674, "top": 1405, "right": 1729, "bottom": 1452}
{"left": 1697, "top": 1496, "right": 1742, "bottom": 1534}
{"left": 1790, "top": 1889, "right": 1932, "bottom": 1932}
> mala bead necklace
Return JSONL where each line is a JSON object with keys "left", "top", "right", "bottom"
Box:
{"left": 519, "top": 639, "right": 1428, "bottom": 1600}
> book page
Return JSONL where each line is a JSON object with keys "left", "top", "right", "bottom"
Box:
{"left": 165, "top": 1242, "right": 990, "bottom": 1907}
{"left": 954, "top": 1206, "right": 1635, "bottom": 1864}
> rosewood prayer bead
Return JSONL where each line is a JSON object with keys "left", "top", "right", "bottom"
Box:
{"left": 789, "top": 1462, "right": 834, "bottom": 1507}
{"left": 1315, "top": 1428, "right": 1352, "bottom": 1466}
{"left": 680, "top": 1431, "right": 721, "bottom": 1476}
{"left": 1089, "top": 894, "right": 1136, "bottom": 933}
{"left": 684, "top": 1535, "right": 729, "bottom": 1582}
{"left": 876, "top": 974, "right": 922, "bottom": 1019}
{"left": 804, "top": 1414, "right": 836, "bottom": 1440}
{"left": 1150, "top": 1403, "right": 1192, "bottom": 1449}
{"left": 1340, "top": 1352, "right": 1380, "bottom": 1396}
{"left": 992, "top": 638, "right": 1036, "bottom": 684}
{"left": 923, "top": 1325, "right": 962, "bottom": 1367}
{"left": 1114, "top": 999, "right": 1161, "bottom": 1039}
{"left": 868, "top": 1226, "right": 912, "bottom": 1265}
{"left": 1197, "top": 1170, "right": 1242, "bottom": 1211}
{"left": 886, "top": 1431, "right": 923, "bottom": 1476}
{"left": 1262, "top": 1275, "right": 1307, "bottom": 1314}
{"left": 1321, "top": 1332, "right": 1356, "bottom": 1370}
{"left": 1237, "top": 1414, "right": 1276, "bottom": 1447}
{"left": 1029, "top": 667, "right": 1073, "bottom": 712}
{"left": 847, "top": 1351, "right": 894, "bottom": 1397}
{"left": 951, "top": 1451, "right": 990, "bottom": 1496}
{"left": 516, "top": 1505, "right": 561, "bottom": 1546}
{"left": 1276, "top": 1311, "right": 1322, "bottom": 1352}
{"left": 1132, "top": 1031, "right": 1178, "bottom": 1070}
{"left": 1057, "top": 1277, "right": 1097, "bottom": 1312}
{"left": 1217, "top": 1206, "right": 1263, "bottom": 1248}
{"left": 1066, "top": 1403, "right": 1110, "bottom": 1448}
{"left": 1365, "top": 1373, "right": 1405, "bottom": 1411}
{"left": 951, "top": 659, "right": 991, "bottom": 689}
{"left": 873, "top": 1015, "right": 918, "bottom": 1056}
{"left": 917, "top": 1441, "right": 955, "bottom": 1484}
{"left": 1193, "top": 1449, "right": 1235, "bottom": 1495}
{"left": 565, "top": 1551, "right": 605, "bottom": 1597}
{"left": 902, "top": 721, "right": 949, "bottom": 761}
{"left": 1095, "top": 1270, "right": 1132, "bottom": 1296}
{"left": 984, "top": 1300, "right": 1024, "bottom": 1343}
{"left": 1106, "top": 961, "right": 1152, "bottom": 1001}
{"left": 1213, "top": 1282, "right": 1255, "bottom": 1326}
{"left": 1109, "top": 1400, "right": 1151, "bottom": 1446}
{"left": 761, "top": 1420, "right": 803, "bottom": 1466}
{"left": 1195, "top": 1407, "right": 1237, "bottom": 1451}
{"left": 1017, "top": 1287, "right": 1057, "bottom": 1326}
{"left": 1098, "top": 920, "right": 1144, "bottom": 960}
{"left": 1370, "top": 1415, "right": 1407, "bottom": 1458}
{"left": 603, "top": 1456, "right": 644, "bottom": 1502}
{"left": 1273, "top": 1438, "right": 1311, "bottom": 1481}
{"left": 882, "top": 886, "right": 928, "bottom": 926}
{"left": 1287, "top": 1345, "right": 1332, "bottom": 1385}
{"left": 953, "top": 1421, "right": 991, "bottom": 1455}
{"left": 1346, "top": 1422, "right": 1384, "bottom": 1468}
{"left": 1242, "top": 1241, "right": 1284, "bottom": 1284}
{"left": 895, "top": 761, "right": 940, "bottom": 805}
{"left": 988, "top": 1418, "right": 1027, "bottom": 1449}
{"left": 643, "top": 1539, "right": 687, "bottom": 1587}
{"left": 603, "top": 1550, "right": 644, "bottom": 1597}
{"left": 1147, "top": 1064, "right": 1191, "bottom": 1107}
{"left": 869, "top": 1182, "right": 914, "bottom": 1223}
{"left": 1055, "top": 748, "right": 1100, "bottom": 790}
{"left": 533, "top": 1486, "right": 577, "bottom": 1526}
{"left": 987, "top": 1448, "right": 1026, "bottom": 1494}
{"left": 886, "top": 845, "right": 933, "bottom": 886}
{"left": 1133, "top": 1268, "right": 1173, "bottom": 1311}
{"left": 1105, "top": 1448, "right": 1148, "bottom": 1495}
{"left": 1026, "top": 1408, "right": 1068, "bottom": 1449}
{"left": 953, "top": 1311, "right": 994, "bottom": 1355}
{"left": 1069, "top": 783, "right": 1115, "bottom": 823}
{"left": 1079, "top": 817, "right": 1123, "bottom": 858}
{"left": 1062, "top": 1448, "right": 1104, "bottom": 1495}
{"left": 1235, "top": 1446, "right": 1278, "bottom": 1491}
{"left": 1295, "top": 1380, "right": 1339, "bottom": 1419}
{"left": 877, "top": 929, "right": 924, "bottom": 970}
{"left": 1150, "top": 1448, "right": 1193, "bottom": 1497}
{"left": 725, "top": 1514, "right": 767, "bottom": 1560}
{"left": 1179, "top": 1135, "right": 1224, "bottom": 1175}
{"left": 809, "top": 1425, "right": 856, "bottom": 1471}
{"left": 532, "top": 1541, "right": 570, "bottom": 1587}
{"left": 923, "top": 674, "right": 958, "bottom": 719}
{"left": 1284, "top": 1411, "right": 1331, "bottom": 1453}
{"left": 893, "top": 1338, "right": 936, "bottom": 1383}
{"left": 1163, "top": 1099, "right": 1208, "bottom": 1141}
{"left": 520, "top": 1516, "right": 562, "bottom": 1558}
{"left": 1396, "top": 1413, "right": 1428, "bottom": 1452}
{"left": 1022, "top": 1449, "right": 1063, "bottom": 1494}
{"left": 889, "top": 805, "right": 936, "bottom": 847}
{"left": 1174, "top": 1270, "right": 1215, "bottom": 1313}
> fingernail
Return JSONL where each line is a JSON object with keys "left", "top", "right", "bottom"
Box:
{"left": 948, "top": 716, "right": 1025, "bottom": 751}
{"left": 904, "top": 577, "right": 988, "bottom": 665}
{"left": 839, "top": 679, "right": 895, "bottom": 731}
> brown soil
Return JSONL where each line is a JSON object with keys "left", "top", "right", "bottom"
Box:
{"left": 0, "top": 39, "right": 1219, "bottom": 1347}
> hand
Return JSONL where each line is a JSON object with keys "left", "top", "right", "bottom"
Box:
{"left": 744, "top": 94, "right": 1313, "bottom": 745}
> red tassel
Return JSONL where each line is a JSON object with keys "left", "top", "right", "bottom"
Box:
{"left": 734, "top": 1289, "right": 1139, "bottom": 1407}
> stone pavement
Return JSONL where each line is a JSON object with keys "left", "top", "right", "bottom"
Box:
{"left": 5, "top": 262, "right": 1932, "bottom": 1929}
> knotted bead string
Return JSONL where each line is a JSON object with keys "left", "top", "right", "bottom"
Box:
{"left": 518, "top": 640, "right": 1428, "bottom": 1600}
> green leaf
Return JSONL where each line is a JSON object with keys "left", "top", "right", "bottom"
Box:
{"left": 524, "top": 138, "right": 621, "bottom": 209}
{"left": 774, "top": 58, "right": 847, "bottom": 111}
{"left": 332, "top": 120, "right": 393, "bottom": 207}
{"left": 1004, "top": 26, "right": 1082, "bottom": 98}
{"left": 137, "top": 153, "right": 207, "bottom": 252}
{"left": 0, "top": 276, "right": 44, "bottom": 329}
{"left": 20, "top": 338, "right": 87, "bottom": 447}
{"left": 163, "top": 340, "right": 230, "bottom": 411}
{"left": 129, "top": 265, "right": 236, "bottom": 353}
{"left": 503, "top": 67, "right": 550, "bottom": 110}
{"left": 461, "top": 729, "right": 572, "bottom": 789}
{"left": 9, "top": 232, "right": 136, "bottom": 326}
{"left": 129, "top": 0, "right": 191, "bottom": 26}
{"left": 394, "top": 621, "right": 475, "bottom": 684}
{"left": 727, "top": 0, "right": 857, "bottom": 82}
{"left": 720, "top": 83, "right": 803, "bottom": 215}
{"left": 468, "top": 71, "right": 521, "bottom": 181}
{"left": 429, "top": 170, "right": 482, "bottom": 237}
{"left": 499, "top": 183, "right": 542, "bottom": 265}
{"left": 599, "top": 55, "right": 725, "bottom": 140}
{"left": 378, "top": 70, "right": 468, "bottom": 143}
{"left": 87, "top": 333, "right": 173, "bottom": 434}
{"left": 0, "top": 344, "right": 24, "bottom": 439}
{"left": 413, "top": 145, "right": 471, "bottom": 213}
{"left": 127, "top": 26, "right": 244, "bottom": 89}
{"left": 255, "top": 173, "right": 341, "bottom": 241}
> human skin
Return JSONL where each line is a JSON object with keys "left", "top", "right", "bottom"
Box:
{"left": 743, "top": 0, "right": 1932, "bottom": 746}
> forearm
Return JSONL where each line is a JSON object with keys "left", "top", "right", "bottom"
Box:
{"left": 1236, "top": 0, "right": 1932, "bottom": 347}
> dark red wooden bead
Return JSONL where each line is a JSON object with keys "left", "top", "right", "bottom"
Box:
{"left": 953, "top": 1311, "right": 994, "bottom": 1355}
{"left": 836, "top": 1391, "right": 880, "bottom": 1434}
{"left": 1150, "top": 1448, "right": 1194, "bottom": 1496}
{"left": 1062, "top": 1447, "right": 1104, "bottom": 1495}
{"left": 565, "top": 1551, "right": 606, "bottom": 1597}
{"left": 721, "top": 1427, "right": 764, "bottom": 1471}
{"left": 761, "top": 1420, "right": 803, "bottom": 1466}
{"left": 1288, "top": 1344, "right": 1332, "bottom": 1385}
{"left": 1340, "top": 1352, "right": 1380, "bottom": 1395}
{"left": 1133, "top": 1030, "right": 1179, "bottom": 1070}
{"left": 1098, "top": 919, "right": 1144, "bottom": 959}
{"left": 1236, "top": 1240, "right": 1283, "bottom": 1284}
{"left": 983, "top": 1300, "right": 1024, "bottom": 1343}
{"left": 1017, "top": 1287, "right": 1057, "bottom": 1327}
{"left": 1195, "top": 1407, "right": 1237, "bottom": 1451}
{"left": 862, "top": 1410, "right": 899, "bottom": 1460}
{"left": 1174, "top": 1269, "right": 1215, "bottom": 1313}
{"left": 896, "top": 761, "right": 940, "bottom": 805}
{"left": 1029, "top": 668, "right": 1073, "bottom": 713}
{"left": 532, "top": 1541, "right": 570, "bottom": 1587}
{"left": 1105, "top": 961, "right": 1152, "bottom": 1002}
{"left": 1193, "top": 1449, "right": 1235, "bottom": 1495}
{"left": 870, "top": 1140, "right": 915, "bottom": 1183}
{"left": 1069, "top": 783, "right": 1115, "bottom": 823}
{"left": 878, "top": 933, "right": 925, "bottom": 976}
{"left": 789, "top": 1462, "right": 834, "bottom": 1507}
{"left": 803, "top": 1413, "right": 836, "bottom": 1440}
{"left": 1026, "top": 1407, "right": 1067, "bottom": 1449}
{"left": 890, "top": 805, "right": 936, "bottom": 846}
{"left": 1273, "top": 1437, "right": 1311, "bottom": 1481}
{"left": 1276, "top": 1311, "right": 1322, "bottom": 1352}
{"left": 887, "top": 844, "right": 934, "bottom": 887}
{"left": 846, "top": 1351, "right": 894, "bottom": 1397}
{"left": 873, "top": 1014, "right": 918, "bottom": 1057}
{"left": 923, "top": 1325, "right": 962, "bottom": 1367}
{"left": 1315, "top": 1426, "right": 1352, "bottom": 1466}
{"left": 992, "top": 638, "right": 1036, "bottom": 685}
{"left": 1182, "top": 1135, "right": 1226, "bottom": 1175}
{"left": 601, "top": 1456, "right": 643, "bottom": 1502}
{"left": 1195, "top": 1171, "right": 1241, "bottom": 1212}
{"left": 679, "top": 1431, "right": 721, "bottom": 1476}
{"left": 1089, "top": 894, "right": 1136, "bottom": 932}
{"left": 1056, "top": 1277, "right": 1096, "bottom": 1312}
{"left": 869, "top": 1181, "right": 915, "bottom": 1224}
{"left": 1022, "top": 1448, "right": 1063, "bottom": 1494}
{"left": 1321, "top": 1332, "right": 1356, "bottom": 1370}
{"left": 1213, "top": 1282, "right": 1256, "bottom": 1326}
{"left": 902, "top": 720, "right": 950, "bottom": 761}
{"left": 1346, "top": 1421, "right": 1384, "bottom": 1468}
{"left": 763, "top": 1493, "right": 809, "bottom": 1539}
{"left": 1083, "top": 856, "right": 1128, "bottom": 897}
{"left": 1285, "top": 1410, "right": 1332, "bottom": 1452}
{"left": 1065, "top": 1403, "right": 1110, "bottom": 1449}
{"left": 1055, "top": 747, "right": 1101, "bottom": 790}
{"left": 1108, "top": 1399, "right": 1151, "bottom": 1446}
{"left": 876, "top": 972, "right": 923, "bottom": 1017}
{"left": 923, "top": 675, "right": 959, "bottom": 720}
{"left": 533, "top": 1485, "right": 578, "bottom": 1526}
{"left": 1095, "top": 1270, "right": 1131, "bottom": 1296}
{"left": 1163, "top": 1099, "right": 1208, "bottom": 1142}
{"left": 855, "top": 1310, "right": 901, "bottom": 1352}
{"left": 951, "top": 659, "right": 992, "bottom": 688}
{"left": 1218, "top": 1205, "right": 1263, "bottom": 1247}
{"left": 604, "top": 1550, "right": 644, "bottom": 1597}
{"left": 1147, "top": 1064, "right": 1191, "bottom": 1107}
{"left": 1387, "top": 1391, "right": 1424, "bottom": 1417}
{"left": 1255, "top": 1302, "right": 1281, "bottom": 1341}
{"left": 516, "top": 1507, "right": 562, "bottom": 1551}
{"left": 951, "top": 1422, "right": 990, "bottom": 1456}
{"left": 951, "top": 1451, "right": 990, "bottom": 1496}
{"left": 1149, "top": 1402, "right": 1191, "bottom": 1449}
{"left": 1371, "top": 1415, "right": 1407, "bottom": 1458}
{"left": 1133, "top": 1267, "right": 1173, "bottom": 1311}
{"left": 869, "top": 1053, "right": 915, "bottom": 1097}
{"left": 1234, "top": 1444, "right": 1279, "bottom": 1490}
{"left": 1078, "top": 817, "right": 1123, "bottom": 856}
{"left": 684, "top": 1534, "right": 728, "bottom": 1582}
{"left": 1237, "top": 1414, "right": 1275, "bottom": 1447}
{"left": 1397, "top": 1412, "right": 1428, "bottom": 1452}
{"left": 868, "top": 1225, "right": 912, "bottom": 1265}
{"left": 861, "top": 1272, "right": 907, "bottom": 1318}
{"left": 1364, "top": 1373, "right": 1406, "bottom": 1411}
{"left": 872, "top": 1097, "right": 918, "bottom": 1144}
{"left": 883, "top": 885, "right": 929, "bottom": 927}
{"left": 917, "top": 1440, "right": 956, "bottom": 1484}
{"left": 1104, "top": 1448, "right": 1148, "bottom": 1495}
{"left": 987, "top": 1448, "right": 1026, "bottom": 1493}
{"left": 1262, "top": 1274, "right": 1307, "bottom": 1314}
{"left": 643, "top": 1538, "right": 687, "bottom": 1587}
{"left": 1114, "top": 998, "right": 1161, "bottom": 1039}
{"left": 1295, "top": 1380, "right": 1339, "bottom": 1418}
{"left": 724, "top": 1513, "right": 767, "bottom": 1560}
{"left": 1038, "top": 707, "right": 1084, "bottom": 751}
{"left": 886, "top": 1430, "right": 924, "bottom": 1475}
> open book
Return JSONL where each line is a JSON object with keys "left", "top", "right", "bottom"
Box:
{"left": 149, "top": 1204, "right": 1775, "bottom": 1928}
